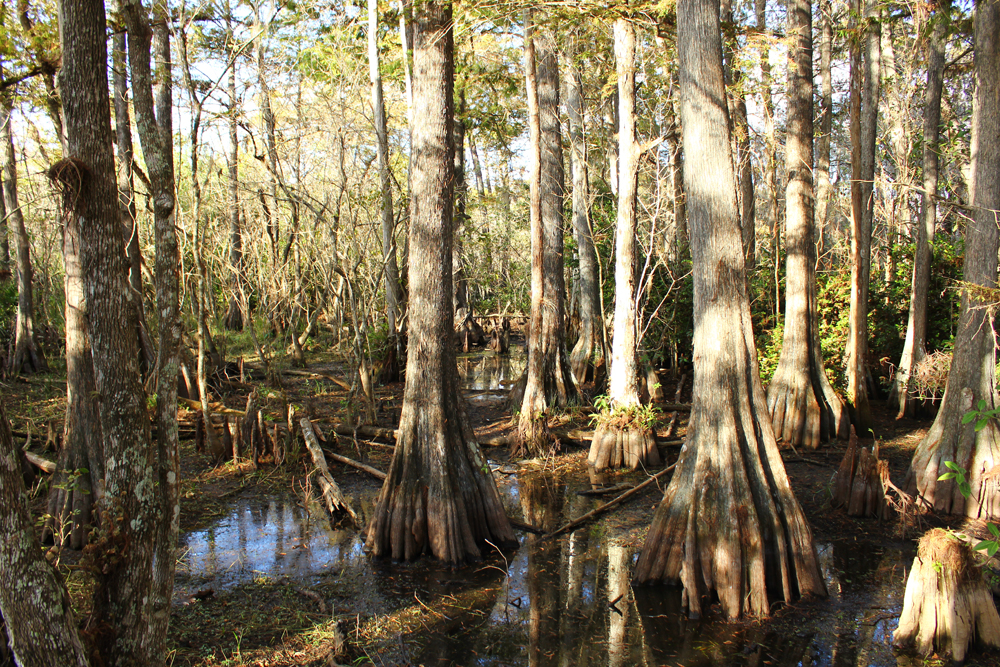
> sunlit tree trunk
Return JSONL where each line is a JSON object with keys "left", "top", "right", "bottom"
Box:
{"left": 634, "top": 0, "right": 825, "bottom": 618}
{"left": 755, "top": 0, "right": 780, "bottom": 316}
{"left": 766, "top": 0, "right": 847, "bottom": 449}
{"left": 565, "top": 34, "right": 605, "bottom": 385}
{"left": 366, "top": 0, "right": 516, "bottom": 563}
{"left": 721, "top": 0, "right": 755, "bottom": 266}
{"left": 588, "top": 18, "right": 659, "bottom": 472}
{"left": 517, "top": 12, "right": 577, "bottom": 456}
{"left": 815, "top": 0, "right": 833, "bottom": 258}
{"left": 845, "top": 0, "right": 879, "bottom": 434}
{"left": 905, "top": 0, "right": 1000, "bottom": 519}
{"left": 100, "top": 3, "right": 181, "bottom": 663}
{"left": 889, "top": 5, "right": 946, "bottom": 418}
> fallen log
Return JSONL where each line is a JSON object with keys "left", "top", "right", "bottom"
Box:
{"left": 545, "top": 463, "right": 677, "bottom": 540}
{"left": 179, "top": 396, "right": 245, "bottom": 416}
{"left": 322, "top": 448, "right": 387, "bottom": 481}
{"left": 284, "top": 369, "right": 352, "bottom": 393}
{"left": 300, "top": 418, "right": 359, "bottom": 526}
{"left": 24, "top": 451, "right": 56, "bottom": 474}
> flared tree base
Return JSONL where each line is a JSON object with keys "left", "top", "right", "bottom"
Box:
{"left": 895, "top": 528, "right": 1000, "bottom": 662}
{"left": 588, "top": 423, "right": 660, "bottom": 472}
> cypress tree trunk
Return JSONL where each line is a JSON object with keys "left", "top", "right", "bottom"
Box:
{"left": 845, "top": 0, "right": 880, "bottom": 433}
{"left": 815, "top": 0, "right": 833, "bottom": 257}
{"left": 889, "top": 6, "right": 946, "bottom": 418}
{"left": 588, "top": 18, "right": 659, "bottom": 472}
{"left": 905, "top": 0, "right": 1000, "bottom": 519}
{"left": 366, "top": 0, "right": 516, "bottom": 563}
{"left": 766, "top": 0, "right": 848, "bottom": 449}
{"left": 517, "top": 13, "right": 577, "bottom": 456}
{"left": 565, "top": 34, "right": 605, "bottom": 385}
{"left": 634, "top": 0, "right": 826, "bottom": 618}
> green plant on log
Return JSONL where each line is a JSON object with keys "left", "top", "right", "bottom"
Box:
{"left": 589, "top": 400, "right": 660, "bottom": 431}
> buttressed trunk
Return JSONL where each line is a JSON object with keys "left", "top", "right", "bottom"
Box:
{"left": 365, "top": 0, "right": 515, "bottom": 564}
{"left": 634, "top": 0, "right": 826, "bottom": 618}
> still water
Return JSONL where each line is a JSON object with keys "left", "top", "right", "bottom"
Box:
{"left": 174, "top": 463, "right": 938, "bottom": 666}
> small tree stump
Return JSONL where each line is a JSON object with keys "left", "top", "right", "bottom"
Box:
{"left": 831, "top": 425, "right": 891, "bottom": 519}
{"left": 894, "top": 528, "right": 1000, "bottom": 662}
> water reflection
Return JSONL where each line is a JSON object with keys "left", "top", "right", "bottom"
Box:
{"left": 175, "top": 494, "right": 364, "bottom": 599}
{"left": 458, "top": 347, "right": 527, "bottom": 392}
{"left": 177, "top": 471, "right": 930, "bottom": 666}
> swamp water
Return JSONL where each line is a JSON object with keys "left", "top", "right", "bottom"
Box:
{"left": 173, "top": 350, "right": 968, "bottom": 665}
{"left": 174, "top": 471, "right": 938, "bottom": 666}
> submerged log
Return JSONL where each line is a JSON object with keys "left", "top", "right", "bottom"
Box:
{"left": 895, "top": 528, "right": 1000, "bottom": 662}
{"left": 831, "top": 426, "right": 891, "bottom": 519}
{"left": 301, "top": 418, "right": 359, "bottom": 526}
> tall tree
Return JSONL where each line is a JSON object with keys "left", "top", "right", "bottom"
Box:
{"left": 369, "top": 0, "right": 402, "bottom": 367}
{"left": 223, "top": 0, "right": 244, "bottom": 332}
{"left": 2, "top": 87, "right": 47, "bottom": 374}
{"left": 755, "top": 0, "right": 780, "bottom": 314}
{"left": 889, "top": 3, "right": 947, "bottom": 418}
{"left": 108, "top": 1, "right": 181, "bottom": 662}
{"left": 765, "top": 0, "right": 847, "bottom": 449}
{"left": 634, "top": 0, "right": 826, "bottom": 617}
{"left": 844, "top": 0, "right": 880, "bottom": 433}
{"left": 516, "top": 12, "right": 577, "bottom": 456}
{"left": 365, "top": 0, "right": 516, "bottom": 563}
{"left": 905, "top": 0, "right": 1000, "bottom": 519}
{"left": 113, "top": 26, "right": 154, "bottom": 374}
{"left": 815, "top": 0, "right": 834, "bottom": 250}
{"left": 588, "top": 17, "right": 660, "bottom": 472}
{"left": 565, "top": 34, "right": 605, "bottom": 384}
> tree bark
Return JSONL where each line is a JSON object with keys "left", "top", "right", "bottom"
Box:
{"left": 845, "top": 0, "right": 879, "bottom": 434}
{"left": 889, "top": 5, "right": 946, "bottom": 418}
{"left": 589, "top": 18, "right": 660, "bottom": 472}
{"left": 815, "top": 0, "right": 833, "bottom": 258}
{"left": 721, "top": 0, "right": 755, "bottom": 267}
{"left": 905, "top": 0, "right": 1000, "bottom": 520}
{"left": 0, "top": 401, "right": 90, "bottom": 667}
{"left": 634, "top": 0, "right": 826, "bottom": 619}
{"left": 113, "top": 27, "right": 154, "bottom": 375}
{"left": 2, "top": 92, "right": 47, "bottom": 375}
{"left": 766, "top": 0, "right": 847, "bottom": 449}
{"left": 365, "top": 0, "right": 516, "bottom": 564}
{"left": 369, "top": 0, "right": 402, "bottom": 363}
{"left": 755, "top": 0, "right": 780, "bottom": 316}
{"left": 516, "top": 13, "right": 577, "bottom": 456}
{"left": 91, "top": 3, "right": 180, "bottom": 664}
{"left": 565, "top": 33, "right": 605, "bottom": 386}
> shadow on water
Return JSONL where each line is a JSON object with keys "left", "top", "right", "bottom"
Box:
{"left": 176, "top": 452, "right": 969, "bottom": 665}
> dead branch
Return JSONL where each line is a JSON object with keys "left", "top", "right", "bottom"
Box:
{"left": 545, "top": 463, "right": 677, "bottom": 540}
{"left": 300, "top": 418, "right": 359, "bottom": 526}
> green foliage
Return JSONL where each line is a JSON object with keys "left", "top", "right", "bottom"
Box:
{"left": 0, "top": 278, "right": 16, "bottom": 346}
{"left": 590, "top": 400, "right": 660, "bottom": 431}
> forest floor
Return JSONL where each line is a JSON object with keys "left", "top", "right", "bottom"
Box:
{"left": 7, "top": 339, "right": 1000, "bottom": 667}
